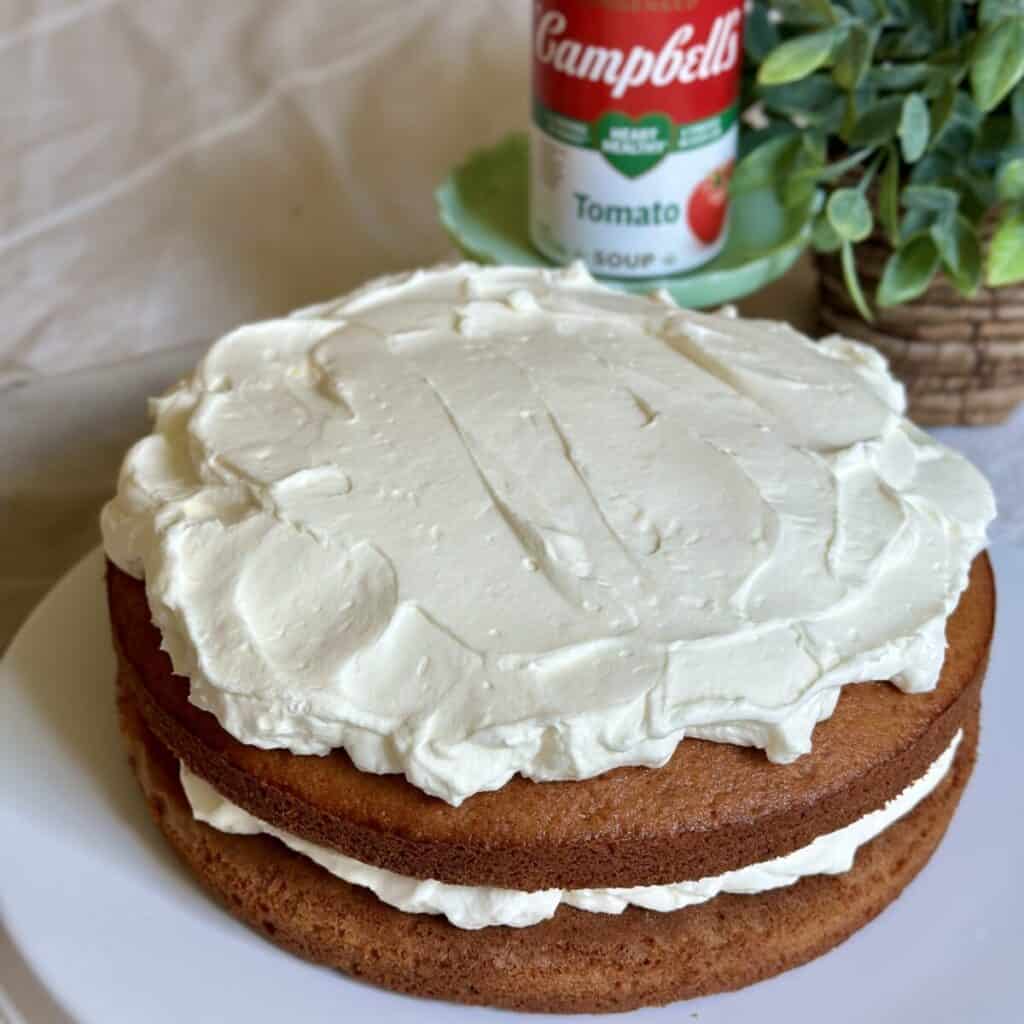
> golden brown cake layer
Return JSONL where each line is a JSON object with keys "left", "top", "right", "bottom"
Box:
{"left": 119, "top": 679, "right": 979, "bottom": 1014}
{"left": 107, "top": 555, "right": 993, "bottom": 890}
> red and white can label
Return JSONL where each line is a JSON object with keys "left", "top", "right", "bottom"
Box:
{"left": 529, "top": 0, "right": 744, "bottom": 279}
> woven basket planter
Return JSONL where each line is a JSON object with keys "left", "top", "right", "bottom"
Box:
{"left": 816, "top": 240, "right": 1024, "bottom": 426}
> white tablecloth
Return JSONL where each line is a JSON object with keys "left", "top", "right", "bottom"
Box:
{"left": 1, "top": 0, "right": 527, "bottom": 383}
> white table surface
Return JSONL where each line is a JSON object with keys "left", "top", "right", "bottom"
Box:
{"left": 2, "top": 2, "right": 1022, "bottom": 1020}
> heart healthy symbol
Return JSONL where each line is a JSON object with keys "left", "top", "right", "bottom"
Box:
{"left": 592, "top": 112, "right": 675, "bottom": 178}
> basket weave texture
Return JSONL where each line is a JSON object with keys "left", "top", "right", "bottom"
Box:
{"left": 816, "top": 242, "right": 1024, "bottom": 426}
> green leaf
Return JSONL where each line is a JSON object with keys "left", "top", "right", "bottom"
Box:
{"left": 812, "top": 211, "right": 843, "bottom": 252}
{"left": 919, "top": 0, "right": 960, "bottom": 43}
{"left": 970, "top": 17, "right": 1024, "bottom": 112}
{"left": 976, "top": 113, "right": 1015, "bottom": 158}
{"left": 867, "top": 65, "right": 930, "bottom": 92}
{"left": 827, "top": 188, "right": 874, "bottom": 241}
{"left": 998, "top": 157, "right": 1024, "bottom": 200}
{"left": 774, "top": 0, "right": 841, "bottom": 27}
{"left": 929, "top": 82, "right": 959, "bottom": 146}
{"left": 886, "top": 0, "right": 915, "bottom": 23}
{"left": 944, "top": 0, "right": 969, "bottom": 43}
{"left": 876, "top": 19, "right": 935, "bottom": 60}
{"left": 954, "top": 91, "right": 984, "bottom": 126}
{"left": 980, "top": 0, "right": 1024, "bottom": 26}
{"left": 857, "top": 146, "right": 886, "bottom": 194}
{"left": 929, "top": 208, "right": 960, "bottom": 269}
{"left": 934, "top": 120, "right": 980, "bottom": 159}
{"left": 934, "top": 90, "right": 985, "bottom": 152}
{"left": 922, "top": 65, "right": 959, "bottom": 100}
{"left": 783, "top": 176, "right": 820, "bottom": 211}
{"left": 929, "top": 40, "right": 967, "bottom": 65}
{"left": 902, "top": 185, "right": 960, "bottom": 212}
{"left": 900, "top": 207, "right": 933, "bottom": 239}
{"left": 760, "top": 75, "right": 842, "bottom": 118}
{"left": 849, "top": 96, "right": 904, "bottom": 145}
{"left": 840, "top": 82, "right": 880, "bottom": 140}
{"left": 918, "top": 0, "right": 942, "bottom": 31}
{"left": 878, "top": 145, "right": 902, "bottom": 246}
{"left": 871, "top": 64, "right": 947, "bottom": 101}
{"left": 877, "top": 234, "right": 941, "bottom": 305}
{"left": 737, "top": 121, "right": 797, "bottom": 158}
{"left": 730, "top": 135, "right": 802, "bottom": 195}
{"left": 813, "top": 95, "right": 850, "bottom": 134}
{"left": 759, "top": 28, "right": 846, "bottom": 86}
{"left": 986, "top": 205, "right": 1024, "bottom": 285}
{"left": 942, "top": 216, "right": 983, "bottom": 296}
{"left": 841, "top": 240, "right": 874, "bottom": 321}
{"left": 804, "top": 0, "right": 842, "bottom": 24}
{"left": 899, "top": 93, "right": 930, "bottom": 162}
{"left": 847, "top": 0, "right": 886, "bottom": 20}
{"left": 781, "top": 135, "right": 827, "bottom": 209}
{"left": 872, "top": 62, "right": 950, "bottom": 101}
{"left": 744, "top": 4, "right": 780, "bottom": 63}
{"left": 909, "top": 151, "right": 955, "bottom": 186}
{"left": 833, "top": 25, "right": 877, "bottom": 90}
{"left": 955, "top": 170, "right": 999, "bottom": 220}
{"left": 1012, "top": 83, "right": 1024, "bottom": 138}
{"left": 794, "top": 147, "right": 873, "bottom": 186}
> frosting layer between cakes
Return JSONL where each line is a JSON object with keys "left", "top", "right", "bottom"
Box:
{"left": 102, "top": 263, "right": 994, "bottom": 804}
{"left": 180, "top": 729, "right": 961, "bottom": 929}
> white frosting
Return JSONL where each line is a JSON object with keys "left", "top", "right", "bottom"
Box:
{"left": 102, "top": 263, "right": 994, "bottom": 805}
{"left": 180, "top": 729, "right": 961, "bottom": 930}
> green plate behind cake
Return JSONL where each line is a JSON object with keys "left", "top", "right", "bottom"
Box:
{"left": 436, "top": 133, "right": 812, "bottom": 309}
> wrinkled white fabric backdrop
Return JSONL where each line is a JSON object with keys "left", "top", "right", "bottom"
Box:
{"left": 1, "top": 0, "right": 528, "bottom": 382}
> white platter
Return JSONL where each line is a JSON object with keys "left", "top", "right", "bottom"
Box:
{"left": 1, "top": 545, "right": 1022, "bottom": 1024}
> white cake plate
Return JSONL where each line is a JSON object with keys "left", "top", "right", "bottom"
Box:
{"left": 1, "top": 546, "right": 1022, "bottom": 1024}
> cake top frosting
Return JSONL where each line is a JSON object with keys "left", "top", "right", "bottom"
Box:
{"left": 102, "top": 263, "right": 995, "bottom": 805}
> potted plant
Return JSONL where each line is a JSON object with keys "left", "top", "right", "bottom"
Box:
{"left": 735, "top": 0, "right": 1024, "bottom": 424}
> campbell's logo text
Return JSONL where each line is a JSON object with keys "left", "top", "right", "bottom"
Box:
{"left": 535, "top": 8, "right": 742, "bottom": 102}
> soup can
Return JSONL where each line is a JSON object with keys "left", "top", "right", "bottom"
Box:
{"left": 530, "top": 0, "right": 744, "bottom": 279}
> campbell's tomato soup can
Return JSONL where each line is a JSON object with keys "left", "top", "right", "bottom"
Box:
{"left": 529, "top": 0, "right": 743, "bottom": 279}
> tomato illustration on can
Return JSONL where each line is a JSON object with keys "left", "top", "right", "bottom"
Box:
{"left": 687, "top": 159, "right": 734, "bottom": 245}
{"left": 529, "top": 0, "right": 745, "bottom": 279}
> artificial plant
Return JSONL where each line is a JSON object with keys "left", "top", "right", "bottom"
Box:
{"left": 735, "top": 0, "right": 1024, "bottom": 319}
